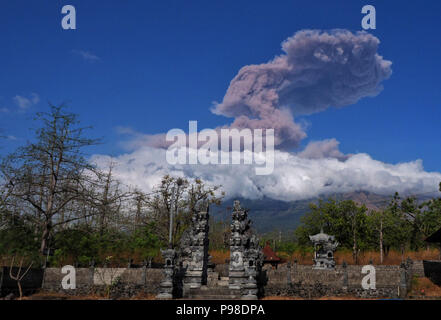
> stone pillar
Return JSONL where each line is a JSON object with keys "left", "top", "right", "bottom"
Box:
{"left": 229, "top": 201, "right": 248, "bottom": 291}
{"left": 287, "top": 262, "right": 292, "bottom": 285}
{"left": 399, "top": 262, "right": 407, "bottom": 299}
{"left": 405, "top": 258, "right": 413, "bottom": 293}
{"left": 342, "top": 261, "right": 348, "bottom": 291}
{"left": 157, "top": 248, "right": 176, "bottom": 299}
{"left": 242, "top": 269, "right": 258, "bottom": 300}
{"left": 242, "top": 235, "right": 262, "bottom": 300}
{"left": 179, "top": 205, "right": 210, "bottom": 294}
{"left": 291, "top": 259, "right": 298, "bottom": 287}
{"left": 228, "top": 200, "right": 263, "bottom": 299}
{"left": 89, "top": 259, "right": 95, "bottom": 284}
{"left": 142, "top": 260, "right": 147, "bottom": 286}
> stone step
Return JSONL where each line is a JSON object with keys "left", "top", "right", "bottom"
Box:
{"left": 187, "top": 285, "right": 242, "bottom": 300}
{"left": 217, "top": 276, "right": 230, "bottom": 287}
{"left": 190, "top": 295, "right": 241, "bottom": 300}
{"left": 190, "top": 287, "right": 237, "bottom": 294}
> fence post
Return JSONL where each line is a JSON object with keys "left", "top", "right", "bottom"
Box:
{"left": 342, "top": 261, "right": 348, "bottom": 291}
{"left": 89, "top": 259, "right": 95, "bottom": 286}
{"left": 399, "top": 262, "right": 407, "bottom": 299}
{"left": 142, "top": 260, "right": 147, "bottom": 286}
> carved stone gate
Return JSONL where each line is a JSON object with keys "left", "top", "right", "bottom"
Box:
{"left": 163, "top": 200, "right": 263, "bottom": 299}
{"left": 178, "top": 205, "right": 210, "bottom": 293}
{"left": 228, "top": 200, "right": 263, "bottom": 299}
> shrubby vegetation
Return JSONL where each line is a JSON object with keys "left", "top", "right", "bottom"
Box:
{"left": 0, "top": 106, "right": 222, "bottom": 267}
{"left": 263, "top": 189, "right": 441, "bottom": 264}
{"left": 0, "top": 105, "right": 440, "bottom": 267}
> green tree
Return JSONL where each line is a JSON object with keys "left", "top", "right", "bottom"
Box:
{"left": 381, "top": 193, "right": 412, "bottom": 256}
{"left": 410, "top": 183, "right": 441, "bottom": 249}
{"left": 129, "top": 223, "right": 161, "bottom": 260}
{"left": 295, "top": 198, "right": 369, "bottom": 262}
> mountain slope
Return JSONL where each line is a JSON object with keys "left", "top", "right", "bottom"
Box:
{"left": 211, "top": 191, "right": 394, "bottom": 233}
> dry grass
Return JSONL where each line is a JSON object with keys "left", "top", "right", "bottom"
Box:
{"left": 409, "top": 277, "right": 441, "bottom": 297}
{"left": 128, "top": 293, "right": 157, "bottom": 300}
{"left": 209, "top": 248, "right": 440, "bottom": 265}
{"left": 23, "top": 292, "right": 104, "bottom": 300}
{"left": 0, "top": 251, "right": 165, "bottom": 268}
{"left": 209, "top": 250, "right": 230, "bottom": 264}
{"left": 261, "top": 296, "right": 300, "bottom": 300}
{"left": 262, "top": 296, "right": 376, "bottom": 300}
{"left": 25, "top": 291, "right": 158, "bottom": 300}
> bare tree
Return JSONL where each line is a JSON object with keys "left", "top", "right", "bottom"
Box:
{"left": 84, "top": 161, "right": 132, "bottom": 236}
{"left": 0, "top": 105, "right": 100, "bottom": 254}
{"left": 9, "top": 255, "right": 33, "bottom": 300}
{"left": 132, "top": 188, "right": 149, "bottom": 232}
{"left": 369, "top": 210, "right": 385, "bottom": 264}
{"left": 145, "top": 175, "right": 224, "bottom": 247}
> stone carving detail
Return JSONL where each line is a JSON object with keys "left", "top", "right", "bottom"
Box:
{"left": 309, "top": 229, "right": 339, "bottom": 269}
{"left": 178, "top": 203, "right": 210, "bottom": 291}
{"left": 229, "top": 200, "right": 263, "bottom": 299}
{"left": 156, "top": 248, "right": 176, "bottom": 299}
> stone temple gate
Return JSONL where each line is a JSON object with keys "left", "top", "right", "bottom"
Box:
{"left": 157, "top": 200, "right": 263, "bottom": 300}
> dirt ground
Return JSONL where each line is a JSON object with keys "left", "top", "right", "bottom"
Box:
{"left": 13, "top": 277, "right": 441, "bottom": 300}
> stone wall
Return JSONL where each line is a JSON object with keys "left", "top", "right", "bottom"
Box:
{"left": 413, "top": 260, "right": 425, "bottom": 277}
{"left": 1, "top": 260, "right": 438, "bottom": 298}
{"left": 261, "top": 262, "right": 412, "bottom": 298}
{"left": 42, "top": 267, "right": 163, "bottom": 298}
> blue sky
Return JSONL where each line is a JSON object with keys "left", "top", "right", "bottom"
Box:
{"left": 1, "top": 0, "right": 441, "bottom": 175}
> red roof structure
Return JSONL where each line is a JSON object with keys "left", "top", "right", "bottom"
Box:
{"left": 263, "top": 243, "right": 281, "bottom": 264}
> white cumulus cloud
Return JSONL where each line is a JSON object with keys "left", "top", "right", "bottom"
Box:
{"left": 91, "top": 147, "right": 441, "bottom": 201}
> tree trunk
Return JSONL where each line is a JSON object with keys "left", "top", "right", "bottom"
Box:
{"left": 99, "top": 209, "right": 106, "bottom": 236}
{"left": 439, "top": 244, "right": 441, "bottom": 261}
{"left": 353, "top": 219, "right": 358, "bottom": 264}
{"left": 17, "top": 281, "right": 23, "bottom": 300}
{"left": 401, "top": 244, "right": 405, "bottom": 262}
{"left": 384, "top": 245, "right": 390, "bottom": 257}
{"left": 135, "top": 202, "right": 141, "bottom": 232}
{"left": 40, "top": 221, "right": 52, "bottom": 254}
{"left": 379, "top": 217, "right": 383, "bottom": 264}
